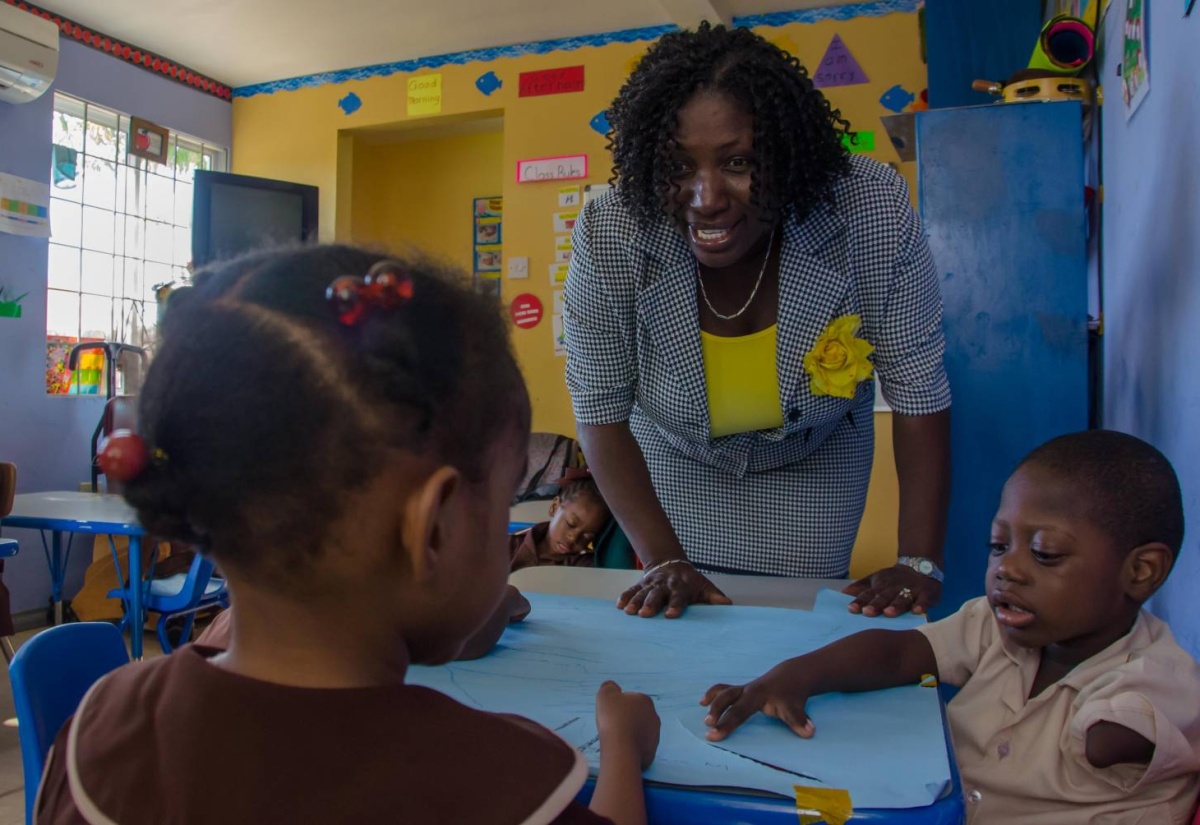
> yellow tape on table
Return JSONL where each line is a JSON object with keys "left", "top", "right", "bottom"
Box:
{"left": 794, "top": 786, "right": 853, "bottom": 825}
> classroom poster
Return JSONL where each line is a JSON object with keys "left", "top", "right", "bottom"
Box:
{"left": 1121, "top": 0, "right": 1149, "bottom": 118}
{"left": 472, "top": 197, "right": 503, "bottom": 299}
{"left": 0, "top": 172, "right": 51, "bottom": 238}
{"left": 552, "top": 314, "right": 567, "bottom": 356}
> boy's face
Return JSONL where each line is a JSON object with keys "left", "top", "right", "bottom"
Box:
{"left": 546, "top": 496, "right": 608, "bottom": 556}
{"left": 986, "top": 464, "right": 1137, "bottom": 661}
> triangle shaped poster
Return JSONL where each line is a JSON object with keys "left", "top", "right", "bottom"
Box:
{"left": 812, "top": 34, "right": 868, "bottom": 89}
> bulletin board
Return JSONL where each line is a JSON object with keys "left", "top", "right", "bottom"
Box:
{"left": 473, "top": 196, "right": 503, "bottom": 300}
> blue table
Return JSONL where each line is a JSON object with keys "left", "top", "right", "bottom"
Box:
{"left": 508, "top": 567, "right": 966, "bottom": 825}
{"left": 2, "top": 492, "right": 149, "bottom": 660}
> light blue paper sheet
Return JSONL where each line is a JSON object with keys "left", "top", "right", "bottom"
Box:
{"left": 406, "top": 591, "right": 950, "bottom": 810}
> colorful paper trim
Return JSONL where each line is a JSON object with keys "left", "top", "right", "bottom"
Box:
{"left": 731, "top": 0, "right": 922, "bottom": 28}
{"left": 234, "top": 25, "right": 678, "bottom": 98}
{"left": 2, "top": 0, "right": 233, "bottom": 100}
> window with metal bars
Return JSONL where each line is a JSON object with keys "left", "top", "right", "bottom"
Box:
{"left": 45, "top": 92, "right": 228, "bottom": 395}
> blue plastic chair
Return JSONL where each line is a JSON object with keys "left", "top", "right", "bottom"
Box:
{"left": 9, "top": 622, "right": 130, "bottom": 824}
{"left": 108, "top": 549, "right": 229, "bottom": 653}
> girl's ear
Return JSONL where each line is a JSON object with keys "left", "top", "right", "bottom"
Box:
{"left": 402, "top": 465, "right": 462, "bottom": 581}
{"left": 548, "top": 497, "right": 561, "bottom": 518}
{"left": 1122, "top": 542, "right": 1173, "bottom": 602}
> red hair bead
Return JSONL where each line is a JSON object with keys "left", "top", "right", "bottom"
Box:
{"left": 327, "top": 276, "right": 367, "bottom": 326}
{"left": 97, "top": 430, "right": 150, "bottom": 483}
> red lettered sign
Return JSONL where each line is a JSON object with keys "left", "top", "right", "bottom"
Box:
{"left": 509, "top": 293, "right": 544, "bottom": 329}
{"left": 519, "top": 66, "right": 585, "bottom": 97}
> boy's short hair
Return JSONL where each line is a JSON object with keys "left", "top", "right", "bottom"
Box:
{"left": 1018, "top": 430, "right": 1184, "bottom": 556}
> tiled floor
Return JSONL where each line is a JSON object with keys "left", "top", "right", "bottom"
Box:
{"left": 0, "top": 627, "right": 166, "bottom": 825}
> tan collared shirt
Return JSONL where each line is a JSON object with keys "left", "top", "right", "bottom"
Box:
{"left": 918, "top": 597, "right": 1200, "bottom": 824}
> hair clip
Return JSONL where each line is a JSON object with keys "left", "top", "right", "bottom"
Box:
{"left": 97, "top": 429, "right": 158, "bottom": 483}
{"left": 326, "top": 263, "right": 414, "bottom": 327}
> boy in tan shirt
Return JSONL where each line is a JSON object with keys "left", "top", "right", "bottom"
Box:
{"left": 700, "top": 430, "right": 1200, "bottom": 824}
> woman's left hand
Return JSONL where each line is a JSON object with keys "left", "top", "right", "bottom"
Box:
{"left": 842, "top": 565, "right": 940, "bottom": 617}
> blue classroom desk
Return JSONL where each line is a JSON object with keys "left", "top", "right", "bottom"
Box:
{"left": 3, "top": 492, "right": 150, "bottom": 660}
{"left": 508, "top": 567, "right": 966, "bottom": 825}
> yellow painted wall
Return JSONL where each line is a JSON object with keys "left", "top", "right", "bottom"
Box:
{"left": 231, "top": 11, "right": 925, "bottom": 570}
{"left": 350, "top": 129, "right": 504, "bottom": 274}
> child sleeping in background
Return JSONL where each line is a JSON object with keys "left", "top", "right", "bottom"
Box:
{"left": 510, "top": 469, "right": 611, "bottom": 571}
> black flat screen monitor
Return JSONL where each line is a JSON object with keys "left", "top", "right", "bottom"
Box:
{"left": 192, "top": 171, "right": 319, "bottom": 267}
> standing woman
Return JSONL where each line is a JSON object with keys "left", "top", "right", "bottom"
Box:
{"left": 564, "top": 24, "right": 951, "bottom": 619}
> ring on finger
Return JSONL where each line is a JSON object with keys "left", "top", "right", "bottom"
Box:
{"left": 898, "top": 587, "right": 915, "bottom": 600}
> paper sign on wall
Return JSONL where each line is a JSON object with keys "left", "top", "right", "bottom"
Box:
{"left": 583, "top": 183, "right": 612, "bottom": 205}
{"left": 549, "top": 263, "right": 569, "bottom": 284}
{"left": 519, "top": 66, "right": 585, "bottom": 97}
{"left": 812, "top": 34, "right": 868, "bottom": 89}
{"left": 558, "top": 186, "right": 581, "bottom": 207}
{"left": 518, "top": 155, "right": 588, "bottom": 183}
{"left": 554, "top": 235, "right": 573, "bottom": 263}
{"left": 841, "top": 131, "right": 876, "bottom": 153}
{"left": 553, "top": 315, "right": 567, "bottom": 356}
{"left": 0, "top": 172, "right": 51, "bottom": 238}
{"left": 553, "top": 211, "right": 579, "bottom": 234}
{"left": 407, "top": 74, "right": 442, "bottom": 115}
{"left": 509, "top": 293, "right": 544, "bottom": 329}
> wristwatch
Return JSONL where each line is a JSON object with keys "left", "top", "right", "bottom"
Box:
{"left": 896, "top": 556, "right": 944, "bottom": 583}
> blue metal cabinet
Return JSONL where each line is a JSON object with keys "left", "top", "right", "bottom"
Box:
{"left": 916, "top": 101, "right": 1089, "bottom": 617}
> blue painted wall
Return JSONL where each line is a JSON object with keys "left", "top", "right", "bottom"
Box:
{"left": 1098, "top": 4, "right": 1200, "bottom": 659}
{"left": 924, "top": 0, "right": 1044, "bottom": 109}
{"left": 917, "top": 102, "right": 1090, "bottom": 616}
{"left": 0, "top": 39, "right": 230, "bottom": 614}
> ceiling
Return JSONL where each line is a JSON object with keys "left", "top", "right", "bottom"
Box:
{"left": 38, "top": 0, "right": 870, "bottom": 88}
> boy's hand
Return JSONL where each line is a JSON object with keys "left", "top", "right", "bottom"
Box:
{"left": 595, "top": 680, "right": 661, "bottom": 770}
{"left": 700, "top": 658, "right": 815, "bottom": 742}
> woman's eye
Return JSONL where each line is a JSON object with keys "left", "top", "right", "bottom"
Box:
{"left": 726, "top": 157, "right": 753, "bottom": 172}
{"left": 668, "top": 159, "right": 691, "bottom": 177}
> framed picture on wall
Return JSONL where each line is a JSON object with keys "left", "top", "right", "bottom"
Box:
{"left": 128, "top": 118, "right": 170, "bottom": 164}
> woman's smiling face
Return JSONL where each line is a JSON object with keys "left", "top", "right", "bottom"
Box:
{"left": 669, "top": 90, "right": 774, "bottom": 270}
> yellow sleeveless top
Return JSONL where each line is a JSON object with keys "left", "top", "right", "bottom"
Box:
{"left": 699, "top": 324, "right": 785, "bottom": 438}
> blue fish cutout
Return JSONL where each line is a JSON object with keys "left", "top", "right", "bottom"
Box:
{"left": 878, "top": 85, "right": 915, "bottom": 114}
{"left": 589, "top": 110, "right": 611, "bottom": 136}
{"left": 338, "top": 92, "right": 362, "bottom": 115}
{"left": 475, "top": 71, "right": 502, "bottom": 96}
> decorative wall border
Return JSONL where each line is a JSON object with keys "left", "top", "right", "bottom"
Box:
{"left": 233, "top": 0, "right": 919, "bottom": 99}
{"left": 731, "top": 0, "right": 922, "bottom": 29}
{"left": 234, "top": 24, "right": 677, "bottom": 99}
{"left": 4, "top": 0, "right": 232, "bottom": 100}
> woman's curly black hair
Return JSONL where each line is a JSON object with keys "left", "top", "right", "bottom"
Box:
{"left": 608, "top": 22, "right": 852, "bottom": 227}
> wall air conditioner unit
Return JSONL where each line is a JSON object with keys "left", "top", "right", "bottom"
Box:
{"left": 0, "top": 3, "right": 58, "bottom": 104}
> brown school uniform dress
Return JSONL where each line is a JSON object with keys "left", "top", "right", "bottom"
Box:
{"left": 35, "top": 645, "right": 610, "bottom": 824}
{"left": 510, "top": 522, "right": 595, "bottom": 572}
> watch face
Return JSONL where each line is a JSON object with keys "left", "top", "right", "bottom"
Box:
{"left": 916, "top": 559, "right": 933, "bottom": 575}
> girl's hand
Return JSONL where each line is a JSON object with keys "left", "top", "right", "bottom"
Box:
{"left": 504, "top": 585, "right": 532, "bottom": 623}
{"left": 617, "top": 563, "right": 732, "bottom": 618}
{"left": 595, "top": 680, "right": 661, "bottom": 770}
{"left": 843, "top": 565, "right": 940, "bottom": 617}
{"left": 700, "top": 658, "right": 815, "bottom": 742}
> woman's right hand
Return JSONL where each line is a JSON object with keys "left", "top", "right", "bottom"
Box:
{"left": 595, "top": 681, "right": 661, "bottom": 770}
{"left": 617, "top": 563, "right": 732, "bottom": 618}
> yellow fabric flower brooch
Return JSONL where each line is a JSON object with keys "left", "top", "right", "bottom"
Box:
{"left": 803, "top": 315, "right": 875, "bottom": 399}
